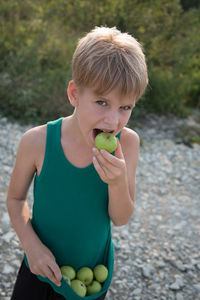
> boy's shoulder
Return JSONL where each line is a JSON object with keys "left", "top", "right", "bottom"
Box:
{"left": 120, "top": 126, "right": 140, "bottom": 161}
{"left": 120, "top": 126, "right": 140, "bottom": 147}
{"left": 22, "top": 123, "right": 47, "bottom": 146}
{"left": 20, "top": 123, "right": 47, "bottom": 164}
{"left": 119, "top": 127, "right": 140, "bottom": 179}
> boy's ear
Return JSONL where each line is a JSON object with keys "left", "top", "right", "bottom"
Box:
{"left": 67, "top": 80, "right": 79, "bottom": 107}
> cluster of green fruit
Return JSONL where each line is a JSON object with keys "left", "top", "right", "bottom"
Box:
{"left": 60, "top": 264, "right": 108, "bottom": 297}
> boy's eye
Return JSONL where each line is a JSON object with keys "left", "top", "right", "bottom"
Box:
{"left": 121, "top": 106, "right": 131, "bottom": 111}
{"left": 97, "top": 100, "right": 107, "bottom": 106}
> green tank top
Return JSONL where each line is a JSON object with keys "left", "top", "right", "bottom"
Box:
{"left": 24, "top": 117, "right": 121, "bottom": 300}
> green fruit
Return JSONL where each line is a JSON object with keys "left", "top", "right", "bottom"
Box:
{"left": 77, "top": 267, "right": 93, "bottom": 286}
{"left": 60, "top": 265, "right": 76, "bottom": 280}
{"left": 87, "top": 280, "right": 102, "bottom": 295}
{"left": 93, "top": 265, "right": 108, "bottom": 283}
{"left": 95, "top": 132, "right": 117, "bottom": 153}
{"left": 71, "top": 279, "right": 87, "bottom": 297}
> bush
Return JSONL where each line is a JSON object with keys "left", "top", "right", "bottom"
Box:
{"left": 0, "top": 0, "right": 200, "bottom": 124}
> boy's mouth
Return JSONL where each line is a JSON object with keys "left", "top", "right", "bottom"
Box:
{"left": 93, "top": 128, "right": 114, "bottom": 139}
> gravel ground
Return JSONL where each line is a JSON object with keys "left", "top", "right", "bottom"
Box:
{"left": 0, "top": 114, "right": 199, "bottom": 300}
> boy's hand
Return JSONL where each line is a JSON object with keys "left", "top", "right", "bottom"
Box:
{"left": 92, "top": 139, "right": 127, "bottom": 185}
{"left": 25, "top": 241, "right": 62, "bottom": 286}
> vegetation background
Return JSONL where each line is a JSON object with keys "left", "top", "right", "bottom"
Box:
{"left": 0, "top": 0, "right": 200, "bottom": 125}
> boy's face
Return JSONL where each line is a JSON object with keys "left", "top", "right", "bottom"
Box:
{"left": 68, "top": 81, "right": 135, "bottom": 148}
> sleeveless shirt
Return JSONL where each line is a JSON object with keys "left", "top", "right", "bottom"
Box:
{"left": 24, "top": 117, "right": 121, "bottom": 300}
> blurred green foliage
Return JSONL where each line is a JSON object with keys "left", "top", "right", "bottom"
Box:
{"left": 0, "top": 0, "right": 200, "bottom": 124}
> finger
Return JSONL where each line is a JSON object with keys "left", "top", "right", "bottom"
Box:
{"left": 97, "top": 153, "right": 120, "bottom": 174}
{"left": 43, "top": 265, "right": 61, "bottom": 286}
{"left": 93, "top": 149, "right": 108, "bottom": 166}
{"left": 93, "top": 148, "right": 123, "bottom": 178}
{"left": 93, "top": 155, "right": 119, "bottom": 181}
{"left": 99, "top": 149, "right": 121, "bottom": 165}
{"left": 93, "top": 147, "right": 118, "bottom": 167}
{"left": 93, "top": 156, "right": 107, "bottom": 179}
{"left": 49, "top": 261, "right": 62, "bottom": 283}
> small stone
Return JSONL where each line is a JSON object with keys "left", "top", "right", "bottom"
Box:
{"left": 142, "top": 265, "right": 153, "bottom": 278}
{"left": 170, "top": 282, "right": 180, "bottom": 291}
{"left": 113, "top": 240, "right": 120, "bottom": 250}
{"left": 193, "top": 284, "right": 200, "bottom": 292}
{"left": 169, "top": 278, "right": 185, "bottom": 291}
{"left": 185, "top": 264, "right": 196, "bottom": 271}
{"left": 109, "top": 287, "right": 117, "bottom": 294}
{"left": 3, "top": 165, "right": 11, "bottom": 173}
{"left": 2, "top": 212, "right": 10, "bottom": 225}
{"left": 133, "top": 288, "right": 142, "bottom": 295}
{"left": 176, "top": 263, "right": 187, "bottom": 272}
{"left": 2, "top": 265, "right": 15, "bottom": 274}
{"left": 12, "top": 259, "right": 21, "bottom": 267}
{"left": 176, "top": 293, "right": 184, "bottom": 300}
{"left": 3, "top": 231, "right": 15, "bottom": 243}
{"left": 157, "top": 261, "right": 165, "bottom": 268}
{"left": 159, "top": 271, "right": 165, "bottom": 280}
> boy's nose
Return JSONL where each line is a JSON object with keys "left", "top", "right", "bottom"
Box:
{"left": 104, "top": 111, "right": 119, "bottom": 127}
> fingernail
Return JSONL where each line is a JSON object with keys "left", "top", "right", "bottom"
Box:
{"left": 92, "top": 147, "right": 97, "bottom": 152}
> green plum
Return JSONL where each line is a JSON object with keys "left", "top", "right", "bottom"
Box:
{"left": 93, "top": 265, "right": 108, "bottom": 283}
{"left": 76, "top": 267, "right": 93, "bottom": 286}
{"left": 87, "top": 280, "right": 102, "bottom": 296}
{"left": 60, "top": 265, "right": 76, "bottom": 281}
{"left": 71, "top": 279, "right": 87, "bottom": 297}
{"left": 95, "top": 132, "right": 117, "bottom": 153}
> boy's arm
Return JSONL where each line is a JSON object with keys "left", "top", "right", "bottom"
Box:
{"left": 92, "top": 128, "right": 139, "bottom": 226}
{"left": 6, "top": 128, "right": 62, "bottom": 286}
{"left": 108, "top": 129, "right": 139, "bottom": 225}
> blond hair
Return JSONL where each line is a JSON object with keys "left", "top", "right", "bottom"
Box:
{"left": 72, "top": 26, "right": 148, "bottom": 101}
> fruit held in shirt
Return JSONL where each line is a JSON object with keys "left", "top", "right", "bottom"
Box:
{"left": 71, "top": 279, "right": 87, "bottom": 297}
{"left": 76, "top": 267, "right": 93, "bottom": 286}
{"left": 95, "top": 132, "right": 117, "bottom": 153}
{"left": 87, "top": 280, "right": 102, "bottom": 296}
{"left": 60, "top": 263, "right": 108, "bottom": 296}
{"left": 93, "top": 264, "right": 108, "bottom": 283}
{"left": 60, "top": 265, "right": 76, "bottom": 281}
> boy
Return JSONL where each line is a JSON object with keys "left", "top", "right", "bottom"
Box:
{"left": 7, "top": 26, "right": 148, "bottom": 300}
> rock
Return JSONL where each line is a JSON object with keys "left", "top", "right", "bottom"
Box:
{"left": 176, "top": 293, "right": 184, "bottom": 300}
{"left": 1, "top": 212, "right": 10, "bottom": 226}
{"left": 3, "top": 231, "right": 15, "bottom": 243}
{"left": 133, "top": 288, "right": 142, "bottom": 295}
{"left": 193, "top": 284, "right": 200, "bottom": 292}
{"left": 3, "top": 264, "right": 15, "bottom": 274}
{"left": 142, "top": 265, "right": 154, "bottom": 278}
{"left": 0, "top": 113, "right": 199, "bottom": 300}
{"left": 169, "top": 278, "right": 185, "bottom": 291}
{"left": 176, "top": 263, "right": 187, "bottom": 272}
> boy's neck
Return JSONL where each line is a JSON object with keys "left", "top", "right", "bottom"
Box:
{"left": 62, "top": 111, "right": 86, "bottom": 145}
{"left": 61, "top": 112, "right": 94, "bottom": 163}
